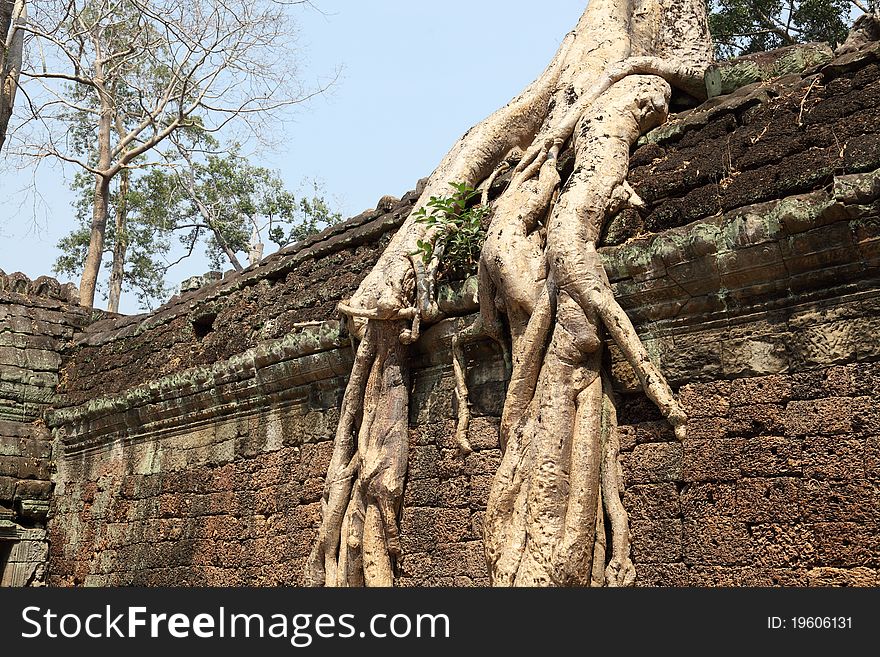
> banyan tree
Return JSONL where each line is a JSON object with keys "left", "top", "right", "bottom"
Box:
{"left": 306, "top": 0, "right": 713, "bottom": 587}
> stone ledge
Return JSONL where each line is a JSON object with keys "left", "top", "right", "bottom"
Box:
{"left": 73, "top": 195, "right": 416, "bottom": 349}
{"left": 48, "top": 278, "right": 481, "bottom": 450}
{"left": 601, "top": 167, "right": 880, "bottom": 327}
{"left": 47, "top": 320, "right": 349, "bottom": 445}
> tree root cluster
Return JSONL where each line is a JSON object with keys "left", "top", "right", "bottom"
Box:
{"left": 306, "top": 0, "right": 713, "bottom": 587}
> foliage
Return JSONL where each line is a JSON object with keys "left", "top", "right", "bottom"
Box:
{"left": 413, "top": 182, "right": 490, "bottom": 280}
{"left": 14, "top": 0, "right": 317, "bottom": 308}
{"left": 173, "top": 146, "right": 343, "bottom": 271}
{"left": 708, "top": 0, "right": 867, "bottom": 58}
{"left": 54, "top": 169, "right": 174, "bottom": 310}
{"left": 54, "top": 146, "right": 342, "bottom": 310}
{"left": 268, "top": 186, "right": 343, "bottom": 248}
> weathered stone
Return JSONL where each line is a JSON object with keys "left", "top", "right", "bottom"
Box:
{"left": 801, "top": 479, "right": 877, "bottom": 523}
{"left": 683, "top": 517, "right": 753, "bottom": 565}
{"left": 634, "top": 563, "right": 690, "bottom": 587}
{"left": 682, "top": 438, "right": 744, "bottom": 482}
{"left": 679, "top": 380, "right": 731, "bottom": 418}
{"left": 623, "top": 483, "right": 681, "bottom": 519}
{"left": 706, "top": 43, "right": 834, "bottom": 97}
{"left": 680, "top": 482, "right": 737, "bottom": 518}
{"left": 728, "top": 403, "right": 786, "bottom": 436}
{"left": 630, "top": 517, "right": 682, "bottom": 563}
{"left": 735, "top": 477, "right": 801, "bottom": 522}
{"left": 812, "top": 522, "right": 879, "bottom": 568}
{"left": 802, "top": 436, "right": 865, "bottom": 479}
{"left": 623, "top": 442, "right": 682, "bottom": 485}
{"left": 729, "top": 375, "right": 791, "bottom": 406}
{"left": 740, "top": 436, "right": 803, "bottom": 477}
{"left": 785, "top": 398, "right": 853, "bottom": 436}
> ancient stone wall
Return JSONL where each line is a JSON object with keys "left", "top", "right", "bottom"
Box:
{"left": 0, "top": 271, "right": 96, "bottom": 586}
{"left": 624, "top": 364, "right": 880, "bottom": 586}
{"left": 29, "top": 40, "right": 880, "bottom": 587}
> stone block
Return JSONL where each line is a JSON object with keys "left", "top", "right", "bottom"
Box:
{"left": 740, "top": 436, "right": 803, "bottom": 476}
{"left": 404, "top": 477, "right": 441, "bottom": 507}
{"left": 467, "top": 475, "right": 493, "bottom": 510}
{"left": 788, "top": 320, "right": 859, "bottom": 368}
{"left": 728, "top": 403, "right": 786, "bottom": 436}
{"left": 685, "top": 416, "right": 728, "bottom": 440}
{"left": 812, "top": 522, "right": 879, "bottom": 568}
{"left": 680, "top": 482, "right": 737, "bottom": 518}
{"left": 721, "top": 335, "right": 790, "bottom": 377}
{"left": 13, "top": 479, "right": 53, "bottom": 501}
{"left": 735, "top": 477, "right": 801, "bottom": 522}
{"left": 867, "top": 436, "right": 880, "bottom": 478}
{"left": 749, "top": 523, "right": 816, "bottom": 568}
{"left": 634, "top": 563, "right": 690, "bottom": 587}
{"left": 804, "top": 567, "right": 880, "bottom": 586}
{"left": 729, "top": 375, "right": 791, "bottom": 406}
{"left": 408, "top": 445, "right": 440, "bottom": 480}
{"left": 631, "top": 421, "right": 677, "bottom": 445}
{"left": 623, "top": 483, "right": 680, "bottom": 519}
{"left": 679, "top": 380, "right": 731, "bottom": 418}
{"left": 464, "top": 416, "right": 501, "bottom": 450}
{"left": 429, "top": 541, "right": 488, "bottom": 580}
{"left": 683, "top": 517, "right": 753, "bottom": 565}
{"left": 852, "top": 396, "right": 880, "bottom": 435}
{"left": 802, "top": 436, "right": 865, "bottom": 479}
{"left": 463, "top": 449, "right": 501, "bottom": 477}
{"left": 630, "top": 517, "right": 682, "bottom": 563}
{"left": 682, "top": 438, "right": 744, "bottom": 482}
{"left": 625, "top": 442, "right": 682, "bottom": 485}
{"left": 0, "top": 455, "right": 51, "bottom": 480}
{"left": 785, "top": 398, "right": 852, "bottom": 436}
{"left": 848, "top": 362, "right": 880, "bottom": 396}
{"left": 801, "top": 478, "right": 877, "bottom": 523}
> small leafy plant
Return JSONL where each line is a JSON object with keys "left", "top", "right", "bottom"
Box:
{"left": 413, "top": 181, "right": 489, "bottom": 280}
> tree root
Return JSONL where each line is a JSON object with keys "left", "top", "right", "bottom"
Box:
{"left": 306, "top": 319, "right": 410, "bottom": 587}
{"left": 451, "top": 317, "right": 481, "bottom": 455}
{"left": 307, "top": 0, "right": 712, "bottom": 588}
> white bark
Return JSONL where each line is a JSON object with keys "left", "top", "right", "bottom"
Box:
{"left": 308, "top": 0, "right": 713, "bottom": 587}
{"left": 0, "top": 0, "right": 24, "bottom": 153}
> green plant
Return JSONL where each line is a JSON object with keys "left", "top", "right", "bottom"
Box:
{"left": 413, "top": 181, "right": 490, "bottom": 279}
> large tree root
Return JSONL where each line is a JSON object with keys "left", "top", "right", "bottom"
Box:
{"left": 305, "top": 320, "right": 410, "bottom": 587}
{"left": 306, "top": 0, "right": 712, "bottom": 587}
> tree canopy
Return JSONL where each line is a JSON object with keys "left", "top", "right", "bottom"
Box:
{"left": 54, "top": 144, "right": 341, "bottom": 311}
{"left": 708, "top": 0, "right": 872, "bottom": 58}
{"left": 9, "top": 0, "right": 322, "bottom": 308}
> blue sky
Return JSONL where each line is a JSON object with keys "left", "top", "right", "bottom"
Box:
{"left": 0, "top": 1, "right": 586, "bottom": 314}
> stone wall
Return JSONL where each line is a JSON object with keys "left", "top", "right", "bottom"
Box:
{"left": 28, "top": 39, "right": 880, "bottom": 587}
{"left": 622, "top": 364, "right": 880, "bottom": 586}
{"left": 0, "top": 271, "right": 96, "bottom": 586}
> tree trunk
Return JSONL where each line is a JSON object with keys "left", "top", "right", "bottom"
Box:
{"left": 80, "top": 173, "right": 111, "bottom": 307}
{"left": 107, "top": 168, "right": 130, "bottom": 313}
{"left": 79, "top": 53, "right": 114, "bottom": 308}
{"left": 248, "top": 225, "right": 264, "bottom": 267}
{"left": 0, "top": 0, "right": 24, "bottom": 153}
{"left": 307, "top": 0, "right": 713, "bottom": 587}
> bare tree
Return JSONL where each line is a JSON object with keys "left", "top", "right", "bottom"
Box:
{"left": 306, "top": 0, "right": 713, "bottom": 587}
{"left": 9, "top": 0, "right": 321, "bottom": 308}
{"left": 0, "top": 0, "right": 24, "bottom": 152}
